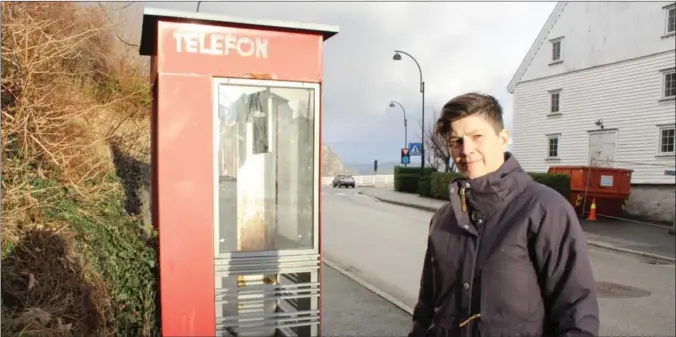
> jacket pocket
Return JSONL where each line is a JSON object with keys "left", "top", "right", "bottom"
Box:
{"left": 480, "top": 263, "right": 539, "bottom": 324}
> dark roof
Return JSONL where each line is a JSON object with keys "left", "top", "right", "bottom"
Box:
{"left": 139, "top": 7, "right": 340, "bottom": 56}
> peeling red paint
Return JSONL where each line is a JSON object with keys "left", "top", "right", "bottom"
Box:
{"left": 245, "top": 72, "right": 275, "bottom": 80}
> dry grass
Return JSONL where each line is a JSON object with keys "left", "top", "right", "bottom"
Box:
{"left": 2, "top": 2, "right": 156, "bottom": 336}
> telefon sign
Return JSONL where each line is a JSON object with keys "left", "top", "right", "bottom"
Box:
{"left": 172, "top": 31, "right": 269, "bottom": 59}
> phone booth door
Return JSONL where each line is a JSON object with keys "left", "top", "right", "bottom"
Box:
{"left": 214, "top": 78, "right": 321, "bottom": 337}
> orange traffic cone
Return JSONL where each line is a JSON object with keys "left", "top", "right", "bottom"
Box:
{"left": 587, "top": 198, "right": 597, "bottom": 221}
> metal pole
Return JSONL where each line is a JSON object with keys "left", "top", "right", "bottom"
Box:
{"left": 432, "top": 108, "right": 437, "bottom": 167}
{"left": 420, "top": 81, "right": 425, "bottom": 180}
{"left": 404, "top": 118, "right": 408, "bottom": 150}
{"left": 390, "top": 101, "right": 408, "bottom": 167}
{"left": 404, "top": 118, "right": 408, "bottom": 167}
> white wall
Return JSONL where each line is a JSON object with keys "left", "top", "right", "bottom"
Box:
{"left": 520, "top": 2, "right": 676, "bottom": 83}
{"left": 512, "top": 50, "right": 675, "bottom": 184}
{"left": 321, "top": 175, "right": 394, "bottom": 187}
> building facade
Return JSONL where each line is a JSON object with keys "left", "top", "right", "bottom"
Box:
{"left": 507, "top": 2, "right": 676, "bottom": 222}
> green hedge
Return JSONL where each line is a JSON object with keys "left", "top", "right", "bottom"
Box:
{"left": 426, "top": 171, "right": 571, "bottom": 201}
{"left": 393, "top": 166, "right": 436, "bottom": 175}
{"left": 393, "top": 166, "right": 436, "bottom": 194}
{"left": 429, "top": 172, "right": 463, "bottom": 200}
{"left": 394, "top": 165, "right": 572, "bottom": 200}
{"left": 527, "top": 173, "right": 570, "bottom": 199}
{"left": 394, "top": 173, "right": 419, "bottom": 193}
{"left": 418, "top": 174, "right": 432, "bottom": 197}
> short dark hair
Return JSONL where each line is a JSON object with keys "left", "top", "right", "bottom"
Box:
{"left": 435, "top": 92, "right": 504, "bottom": 137}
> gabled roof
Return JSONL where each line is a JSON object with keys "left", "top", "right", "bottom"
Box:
{"left": 506, "top": 2, "right": 568, "bottom": 94}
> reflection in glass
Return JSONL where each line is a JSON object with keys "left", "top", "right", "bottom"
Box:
{"left": 217, "top": 84, "right": 315, "bottom": 254}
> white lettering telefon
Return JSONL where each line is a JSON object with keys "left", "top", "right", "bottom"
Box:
{"left": 173, "top": 31, "right": 269, "bottom": 59}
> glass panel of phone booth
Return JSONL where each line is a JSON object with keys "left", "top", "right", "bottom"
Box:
{"left": 214, "top": 79, "right": 320, "bottom": 337}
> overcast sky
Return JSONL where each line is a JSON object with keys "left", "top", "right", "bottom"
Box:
{"left": 116, "top": 1, "right": 556, "bottom": 164}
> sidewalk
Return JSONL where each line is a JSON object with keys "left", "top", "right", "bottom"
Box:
{"left": 360, "top": 188, "right": 676, "bottom": 262}
{"left": 321, "top": 262, "right": 411, "bottom": 336}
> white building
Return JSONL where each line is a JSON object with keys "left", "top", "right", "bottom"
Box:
{"left": 507, "top": 2, "right": 676, "bottom": 222}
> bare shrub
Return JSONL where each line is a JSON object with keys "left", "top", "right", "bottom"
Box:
{"left": 2, "top": 3, "right": 115, "bottom": 230}
{"left": 2, "top": 2, "right": 156, "bottom": 336}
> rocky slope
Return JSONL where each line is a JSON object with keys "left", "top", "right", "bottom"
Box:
{"left": 321, "top": 145, "right": 356, "bottom": 177}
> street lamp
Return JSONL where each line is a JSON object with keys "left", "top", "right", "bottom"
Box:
{"left": 389, "top": 101, "right": 408, "bottom": 164}
{"left": 393, "top": 50, "right": 425, "bottom": 180}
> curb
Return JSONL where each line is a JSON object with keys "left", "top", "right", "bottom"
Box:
{"left": 361, "top": 193, "right": 676, "bottom": 264}
{"left": 358, "top": 192, "right": 439, "bottom": 213}
{"left": 322, "top": 258, "right": 414, "bottom": 316}
{"left": 585, "top": 240, "right": 676, "bottom": 263}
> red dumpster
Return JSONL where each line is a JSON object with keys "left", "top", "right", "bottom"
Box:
{"left": 548, "top": 166, "right": 633, "bottom": 218}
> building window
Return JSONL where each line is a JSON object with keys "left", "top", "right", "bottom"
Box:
{"left": 666, "top": 4, "right": 675, "bottom": 34}
{"left": 659, "top": 126, "right": 675, "bottom": 155}
{"left": 663, "top": 68, "right": 676, "bottom": 99}
{"left": 551, "top": 39, "right": 562, "bottom": 62}
{"left": 547, "top": 135, "right": 559, "bottom": 159}
{"left": 549, "top": 90, "right": 561, "bottom": 114}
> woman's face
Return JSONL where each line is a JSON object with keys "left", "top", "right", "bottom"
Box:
{"left": 448, "top": 114, "right": 510, "bottom": 179}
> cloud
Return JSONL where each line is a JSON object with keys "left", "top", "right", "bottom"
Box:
{"left": 115, "top": 1, "right": 556, "bottom": 163}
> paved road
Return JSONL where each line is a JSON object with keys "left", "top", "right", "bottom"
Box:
{"left": 361, "top": 187, "right": 676, "bottom": 260}
{"left": 321, "top": 187, "right": 676, "bottom": 337}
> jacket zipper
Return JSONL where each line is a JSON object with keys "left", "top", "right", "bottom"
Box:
{"left": 463, "top": 203, "right": 481, "bottom": 336}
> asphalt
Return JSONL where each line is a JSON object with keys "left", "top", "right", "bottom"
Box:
{"left": 359, "top": 187, "right": 676, "bottom": 261}
{"left": 322, "top": 186, "right": 676, "bottom": 337}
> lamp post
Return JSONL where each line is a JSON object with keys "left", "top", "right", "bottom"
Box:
{"left": 393, "top": 50, "right": 425, "bottom": 180}
{"left": 388, "top": 101, "right": 408, "bottom": 150}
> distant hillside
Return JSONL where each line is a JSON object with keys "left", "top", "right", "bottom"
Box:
{"left": 322, "top": 145, "right": 356, "bottom": 177}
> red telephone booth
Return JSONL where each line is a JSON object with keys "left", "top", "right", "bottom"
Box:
{"left": 139, "top": 8, "right": 338, "bottom": 336}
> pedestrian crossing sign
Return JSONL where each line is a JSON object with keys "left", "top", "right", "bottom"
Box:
{"left": 408, "top": 142, "right": 422, "bottom": 157}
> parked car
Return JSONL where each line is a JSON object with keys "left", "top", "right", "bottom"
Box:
{"left": 332, "top": 175, "right": 355, "bottom": 188}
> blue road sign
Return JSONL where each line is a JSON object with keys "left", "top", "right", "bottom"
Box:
{"left": 408, "top": 142, "right": 422, "bottom": 157}
{"left": 401, "top": 155, "right": 410, "bottom": 165}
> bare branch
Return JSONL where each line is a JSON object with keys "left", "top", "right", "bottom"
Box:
{"left": 96, "top": 2, "right": 139, "bottom": 47}
{"left": 420, "top": 108, "right": 455, "bottom": 172}
{"left": 102, "top": 2, "right": 137, "bottom": 11}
